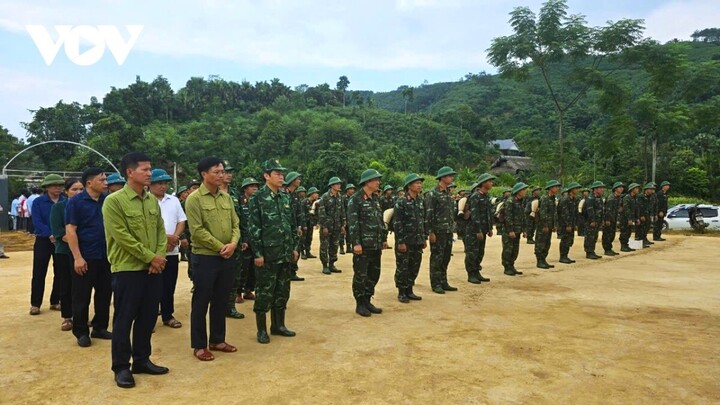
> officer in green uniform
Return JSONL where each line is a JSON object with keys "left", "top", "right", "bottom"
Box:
{"left": 237, "top": 178, "right": 260, "bottom": 302}
{"left": 342, "top": 184, "right": 356, "bottom": 254}
{"left": 394, "top": 173, "right": 426, "bottom": 303}
{"left": 535, "top": 180, "right": 560, "bottom": 269}
{"left": 557, "top": 182, "right": 581, "bottom": 264}
{"left": 525, "top": 186, "right": 541, "bottom": 244}
{"left": 425, "top": 166, "right": 458, "bottom": 294}
{"left": 654, "top": 181, "right": 670, "bottom": 241}
{"left": 284, "top": 171, "right": 305, "bottom": 282}
{"left": 301, "top": 187, "right": 320, "bottom": 259}
{"left": 221, "top": 162, "right": 245, "bottom": 319}
{"left": 247, "top": 159, "right": 299, "bottom": 344}
{"left": 584, "top": 181, "right": 606, "bottom": 259}
{"left": 502, "top": 182, "right": 528, "bottom": 276}
{"left": 635, "top": 183, "right": 654, "bottom": 248}
{"left": 317, "top": 177, "right": 345, "bottom": 274}
{"left": 348, "top": 169, "right": 388, "bottom": 317}
{"left": 602, "top": 182, "right": 625, "bottom": 256}
{"left": 464, "top": 173, "right": 496, "bottom": 284}
{"left": 620, "top": 183, "right": 640, "bottom": 251}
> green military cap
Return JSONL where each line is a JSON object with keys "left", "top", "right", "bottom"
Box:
{"left": 511, "top": 182, "right": 529, "bottom": 195}
{"left": 40, "top": 174, "right": 64, "bottom": 187}
{"left": 241, "top": 177, "right": 260, "bottom": 189}
{"left": 532, "top": 186, "right": 541, "bottom": 192}
{"left": 643, "top": 182, "right": 654, "bottom": 190}
{"left": 544, "top": 179, "right": 561, "bottom": 189}
{"left": 383, "top": 184, "right": 395, "bottom": 192}
{"left": 581, "top": 187, "right": 590, "bottom": 192}
{"left": 566, "top": 182, "right": 581, "bottom": 191}
{"left": 476, "top": 173, "right": 496, "bottom": 185}
{"left": 284, "top": 171, "right": 301, "bottom": 185}
{"left": 627, "top": 183, "right": 640, "bottom": 191}
{"left": 106, "top": 173, "right": 126, "bottom": 186}
{"left": 345, "top": 183, "right": 356, "bottom": 191}
{"left": 435, "top": 166, "right": 457, "bottom": 179}
{"left": 503, "top": 188, "right": 511, "bottom": 194}
{"left": 359, "top": 169, "right": 382, "bottom": 185}
{"left": 660, "top": 180, "right": 670, "bottom": 187}
{"left": 402, "top": 173, "right": 424, "bottom": 188}
{"left": 307, "top": 187, "right": 319, "bottom": 195}
{"left": 151, "top": 168, "right": 172, "bottom": 183}
{"left": 590, "top": 180, "right": 606, "bottom": 189}
{"left": 176, "top": 185, "right": 188, "bottom": 195}
{"left": 222, "top": 160, "right": 234, "bottom": 171}
{"left": 612, "top": 181, "right": 625, "bottom": 190}
{"left": 470, "top": 182, "right": 481, "bottom": 190}
{"left": 327, "top": 176, "right": 342, "bottom": 187}
{"left": 188, "top": 179, "right": 201, "bottom": 187}
{"left": 296, "top": 186, "right": 306, "bottom": 193}
{"left": 261, "top": 159, "right": 287, "bottom": 173}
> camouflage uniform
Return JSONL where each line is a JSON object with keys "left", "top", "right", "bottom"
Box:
{"left": 226, "top": 188, "right": 245, "bottom": 316}
{"left": 393, "top": 193, "right": 426, "bottom": 290}
{"left": 348, "top": 191, "right": 387, "bottom": 300}
{"left": 654, "top": 188, "right": 668, "bottom": 241}
{"left": 535, "top": 194, "right": 558, "bottom": 262}
{"left": 238, "top": 193, "right": 256, "bottom": 294}
{"left": 501, "top": 195, "right": 525, "bottom": 272}
{"left": 425, "top": 186, "right": 455, "bottom": 290}
{"left": 584, "top": 193, "right": 604, "bottom": 254}
{"left": 602, "top": 193, "right": 622, "bottom": 253}
{"left": 557, "top": 194, "right": 577, "bottom": 260}
{"left": 635, "top": 192, "right": 652, "bottom": 244}
{"left": 301, "top": 197, "right": 317, "bottom": 255}
{"left": 619, "top": 192, "right": 638, "bottom": 249}
{"left": 650, "top": 191, "right": 658, "bottom": 240}
{"left": 317, "top": 191, "right": 345, "bottom": 271}
{"left": 288, "top": 189, "right": 305, "bottom": 279}
{"left": 524, "top": 192, "right": 539, "bottom": 243}
{"left": 464, "top": 190, "right": 493, "bottom": 280}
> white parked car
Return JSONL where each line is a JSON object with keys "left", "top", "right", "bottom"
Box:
{"left": 664, "top": 204, "right": 720, "bottom": 231}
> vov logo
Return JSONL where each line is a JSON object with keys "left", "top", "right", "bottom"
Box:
{"left": 26, "top": 25, "right": 144, "bottom": 66}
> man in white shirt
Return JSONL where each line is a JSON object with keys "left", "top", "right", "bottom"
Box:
{"left": 10, "top": 196, "right": 20, "bottom": 230}
{"left": 149, "top": 169, "right": 187, "bottom": 328}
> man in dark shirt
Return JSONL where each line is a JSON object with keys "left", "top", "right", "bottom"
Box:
{"left": 654, "top": 181, "right": 670, "bottom": 241}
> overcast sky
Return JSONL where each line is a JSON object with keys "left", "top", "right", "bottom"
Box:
{"left": 0, "top": 0, "right": 717, "bottom": 139}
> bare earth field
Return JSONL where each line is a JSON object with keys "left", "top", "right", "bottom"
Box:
{"left": 0, "top": 232, "right": 718, "bottom": 404}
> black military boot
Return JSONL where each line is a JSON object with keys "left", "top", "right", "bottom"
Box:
{"left": 406, "top": 286, "right": 422, "bottom": 300}
{"left": 621, "top": 245, "right": 633, "bottom": 252}
{"left": 365, "top": 297, "right": 382, "bottom": 314}
{"left": 586, "top": 252, "right": 602, "bottom": 259}
{"left": 306, "top": 251, "right": 317, "bottom": 259}
{"left": 432, "top": 285, "right": 446, "bottom": 294}
{"left": 537, "top": 258, "right": 550, "bottom": 269}
{"left": 270, "top": 309, "right": 296, "bottom": 337}
{"left": 322, "top": 264, "right": 331, "bottom": 275}
{"left": 330, "top": 263, "right": 342, "bottom": 273}
{"left": 397, "top": 288, "right": 410, "bottom": 303}
{"left": 355, "top": 298, "right": 371, "bottom": 317}
{"left": 478, "top": 272, "right": 490, "bottom": 282}
{"left": 545, "top": 259, "right": 555, "bottom": 268}
{"left": 300, "top": 251, "right": 307, "bottom": 260}
{"left": 339, "top": 245, "right": 345, "bottom": 255}
{"left": 559, "top": 255, "right": 573, "bottom": 264}
{"left": 290, "top": 271, "right": 305, "bottom": 281}
{"left": 512, "top": 265, "right": 523, "bottom": 275}
{"left": 467, "top": 272, "right": 482, "bottom": 284}
{"left": 504, "top": 266, "right": 516, "bottom": 276}
{"left": 604, "top": 250, "right": 618, "bottom": 256}
{"left": 441, "top": 283, "right": 458, "bottom": 292}
{"left": 346, "top": 244, "right": 353, "bottom": 253}
{"left": 256, "top": 312, "right": 270, "bottom": 344}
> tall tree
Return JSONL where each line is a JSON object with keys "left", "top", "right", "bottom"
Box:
{"left": 336, "top": 75, "right": 350, "bottom": 107}
{"left": 401, "top": 86, "right": 414, "bottom": 114}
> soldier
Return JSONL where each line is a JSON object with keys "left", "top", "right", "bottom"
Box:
{"left": 557, "top": 182, "right": 581, "bottom": 264}
{"left": 654, "top": 181, "right": 670, "bottom": 241}
{"left": 525, "top": 186, "right": 541, "bottom": 244}
{"left": 577, "top": 188, "right": 590, "bottom": 237}
{"left": 284, "top": 171, "right": 306, "bottom": 282}
{"left": 236, "top": 178, "right": 260, "bottom": 303}
{"left": 247, "top": 159, "right": 299, "bottom": 344}
{"left": 620, "top": 183, "right": 640, "bottom": 252}
{"left": 583, "top": 181, "right": 606, "bottom": 259}
{"left": 648, "top": 182, "right": 658, "bottom": 244}
{"left": 635, "top": 183, "right": 654, "bottom": 248}
{"left": 494, "top": 188, "right": 511, "bottom": 236}
{"left": 535, "top": 180, "right": 560, "bottom": 269}
{"left": 220, "top": 162, "right": 245, "bottom": 319}
{"left": 317, "top": 177, "right": 345, "bottom": 275}
{"left": 394, "top": 173, "right": 426, "bottom": 303}
{"left": 602, "top": 182, "right": 624, "bottom": 256}
{"left": 380, "top": 185, "right": 396, "bottom": 211}
{"left": 341, "top": 183, "right": 357, "bottom": 254}
{"left": 502, "top": 182, "right": 528, "bottom": 276}
{"left": 106, "top": 173, "right": 126, "bottom": 194}
{"left": 464, "top": 173, "right": 496, "bottom": 284}
{"left": 425, "top": 166, "right": 458, "bottom": 294}
{"left": 456, "top": 187, "right": 472, "bottom": 251}
{"left": 301, "top": 187, "right": 320, "bottom": 259}
{"left": 348, "top": 169, "right": 387, "bottom": 317}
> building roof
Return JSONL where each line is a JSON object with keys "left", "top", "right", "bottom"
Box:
{"left": 491, "top": 139, "right": 521, "bottom": 152}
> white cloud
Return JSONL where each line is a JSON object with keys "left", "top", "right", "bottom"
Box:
{"left": 643, "top": 0, "right": 720, "bottom": 42}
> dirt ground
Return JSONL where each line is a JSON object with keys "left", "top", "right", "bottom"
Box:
{"left": 0, "top": 232, "right": 718, "bottom": 404}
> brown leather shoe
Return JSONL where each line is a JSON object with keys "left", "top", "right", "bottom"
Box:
{"left": 193, "top": 348, "right": 215, "bottom": 361}
{"left": 209, "top": 342, "right": 237, "bottom": 353}
{"left": 29, "top": 306, "right": 40, "bottom": 315}
{"left": 235, "top": 294, "right": 244, "bottom": 303}
{"left": 61, "top": 318, "right": 73, "bottom": 331}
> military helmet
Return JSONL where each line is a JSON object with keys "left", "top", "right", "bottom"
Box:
{"left": 222, "top": 160, "right": 235, "bottom": 172}
{"left": 176, "top": 185, "right": 188, "bottom": 195}
{"left": 40, "top": 174, "right": 64, "bottom": 187}
{"left": 503, "top": 188, "right": 511, "bottom": 194}
{"left": 511, "top": 182, "right": 530, "bottom": 196}
{"left": 403, "top": 173, "right": 424, "bottom": 189}
{"left": 627, "top": 183, "right": 640, "bottom": 191}
{"left": 327, "top": 176, "right": 342, "bottom": 187}
{"left": 435, "top": 166, "right": 457, "bottom": 179}
{"left": 590, "top": 180, "right": 606, "bottom": 189}
{"left": 612, "top": 181, "right": 625, "bottom": 191}
{"left": 643, "top": 182, "right": 654, "bottom": 190}
{"left": 544, "top": 179, "right": 561, "bottom": 190}
{"left": 150, "top": 168, "right": 172, "bottom": 183}
{"left": 383, "top": 185, "right": 395, "bottom": 192}
{"left": 296, "top": 186, "right": 307, "bottom": 193}
{"left": 188, "top": 179, "right": 201, "bottom": 187}
{"left": 106, "top": 173, "right": 126, "bottom": 186}
{"left": 240, "top": 177, "right": 260, "bottom": 189}
{"left": 565, "top": 182, "right": 581, "bottom": 191}
{"left": 307, "top": 187, "right": 319, "bottom": 195}
{"left": 261, "top": 159, "right": 287, "bottom": 173}
{"left": 532, "top": 186, "right": 541, "bottom": 192}
{"left": 359, "top": 169, "right": 382, "bottom": 185}
{"left": 345, "top": 183, "right": 356, "bottom": 191}
{"left": 476, "top": 172, "right": 496, "bottom": 186}
{"left": 284, "top": 171, "right": 301, "bottom": 185}
{"left": 660, "top": 180, "right": 670, "bottom": 187}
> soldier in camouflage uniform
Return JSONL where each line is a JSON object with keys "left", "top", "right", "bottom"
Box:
{"left": 535, "top": 180, "right": 560, "bottom": 269}
{"left": 584, "top": 181, "right": 606, "bottom": 259}
{"left": 237, "top": 178, "right": 259, "bottom": 303}
{"left": 495, "top": 189, "right": 511, "bottom": 236}
{"left": 284, "top": 171, "right": 305, "bottom": 281}
{"left": 425, "top": 166, "right": 458, "bottom": 294}
{"left": 380, "top": 185, "right": 396, "bottom": 211}
{"left": 502, "top": 182, "right": 528, "bottom": 276}
{"left": 654, "top": 181, "right": 670, "bottom": 241}
{"left": 577, "top": 188, "right": 590, "bottom": 237}
{"left": 247, "top": 159, "right": 300, "bottom": 344}
{"left": 525, "top": 187, "right": 541, "bottom": 244}
{"left": 340, "top": 184, "right": 356, "bottom": 254}
{"left": 635, "top": 183, "right": 654, "bottom": 248}
{"left": 557, "top": 182, "right": 581, "bottom": 264}
{"left": 620, "top": 183, "right": 640, "bottom": 252}
{"left": 602, "top": 182, "right": 624, "bottom": 256}
{"left": 648, "top": 182, "right": 658, "bottom": 245}
{"left": 220, "top": 162, "right": 246, "bottom": 319}
{"left": 394, "top": 173, "right": 426, "bottom": 303}
{"left": 348, "top": 169, "right": 388, "bottom": 317}
{"left": 317, "top": 177, "right": 345, "bottom": 274}
{"left": 464, "top": 173, "right": 496, "bottom": 284}
{"left": 301, "top": 187, "right": 320, "bottom": 259}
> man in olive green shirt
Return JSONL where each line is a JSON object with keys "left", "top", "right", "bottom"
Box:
{"left": 185, "top": 157, "right": 240, "bottom": 361}
{"left": 103, "top": 152, "right": 169, "bottom": 389}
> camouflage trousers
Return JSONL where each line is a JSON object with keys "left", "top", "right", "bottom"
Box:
{"left": 526, "top": 220, "right": 537, "bottom": 241}
{"left": 496, "top": 223, "right": 504, "bottom": 236}
{"left": 619, "top": 223, "right": 633, "bottom": 246}
{"left": 302, "top": 226, "right": 314, "bottom": 253}
{"left": 534, "top": 228, "right": 552, "bottom": 259}
{"left": 352, "top": 249, "right": 381, "bottom": 299}
{"left": 635, "top": 220, "right": 649, "bottom": 241}
{"left": 463, "top": 233, "right": 487, "bottom": 276}
{"left": 577, "top": 216, "right": 587, "bottom": 237}
{"left": 602, "top": 226, "right": 616, "bottom": 252}
{"left": 653, "top": 216, "right": 664, "bottom": 240}
{"left": 320, "top": 229, "right": 340, "bottom": 266}
{"left": 584, "top": 223, "right": 600, "bottom": 252}
{"left": 227, "top": 250, "right": 244, "bottom": 310}
{"left": 429, "top": 232, "right": 453, "bottom": 288}
{"left": 501, "top": 233, "right": 520, "bottom": 268}
{"left": 186, "top": 250, "right": 194, "bottom": 281}
{"left": 558, "top": 230, "right": 574, "bottom": 256}
{"left": 253, "top": 262, "right": 291, "bottom": 314}
{"left": 394, "top": 244, "right": 423, "bottom": 289}
{"left": 238, "top": 249, "right": 256, "bottom": 294}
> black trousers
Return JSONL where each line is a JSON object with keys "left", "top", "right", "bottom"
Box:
{"left": 56, "top": 253, "right": 73, "bottom": 319}
{"left": 190, "top": 254, "right": 235, "bottom": 349}
{"left": 238, "top": 250, "right": 256, "bottom": 293}
{"left": 160, "top": 255, "right": 179, "bottom": 322}
{"left": 30, "top": 236, "right": 60, "bottom": 307}
{"left": 111, "top": 270, "right": 162, "bottom": 372}
{"left": 71, "top": 259, "right": 112, "bottom": 338}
